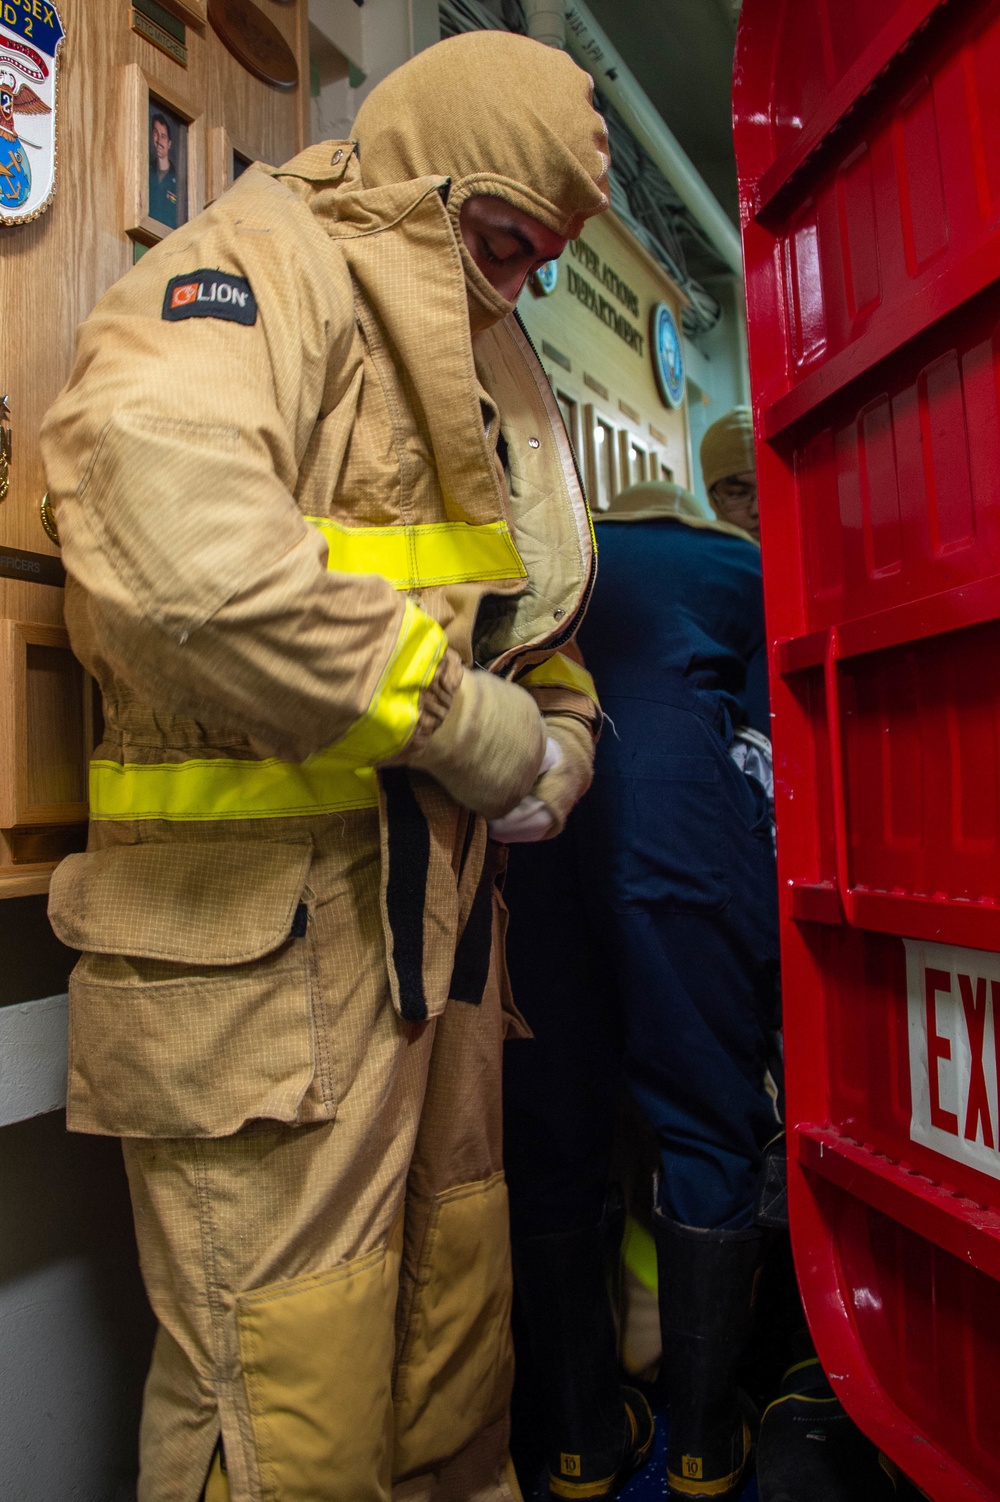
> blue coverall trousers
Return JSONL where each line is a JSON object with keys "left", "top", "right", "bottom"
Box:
{"left": 502, "top": 694, "right": 781, "bottom": 1235}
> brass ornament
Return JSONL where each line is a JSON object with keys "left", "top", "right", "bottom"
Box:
{"left": 40, "top": 491, "right": 59, "bottom": 546}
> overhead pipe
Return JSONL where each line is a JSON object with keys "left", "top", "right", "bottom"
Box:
{"left": 523, "top": 0, "right": 566, "bottom": 48}
{"left": 562, "top": 0, "right": 744, "bottom": 277}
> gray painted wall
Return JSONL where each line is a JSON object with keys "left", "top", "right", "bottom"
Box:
{"left": 686, "top": 276, "right": 750, "bottom": 509}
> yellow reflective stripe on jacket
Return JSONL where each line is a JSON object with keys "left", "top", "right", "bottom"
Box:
{"left": 90, "top": 753, "right": 379, "bottom": 822}
{"left": 305, "top": 515, "right": 527, "bottom": 589}
{"left": 89, "top": 600, "right": 445, "bottom": 821}
{"left": 520, "top": 653, "right": 599, "bottom": 705}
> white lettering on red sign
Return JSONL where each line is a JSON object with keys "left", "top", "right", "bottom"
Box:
{"left": 906, "top": 939, "right": 1000, "bottom": 1178}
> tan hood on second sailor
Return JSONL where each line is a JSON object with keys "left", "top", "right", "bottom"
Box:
{"left": 353, "top": 30, "right": 611, "bottom": 329}
{"left": 596, "top": 480, "right": 759, "bottom": 545}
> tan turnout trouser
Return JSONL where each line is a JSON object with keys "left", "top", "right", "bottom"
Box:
{"left": 114, "top": 816, "right": 519, "bottom": 1502}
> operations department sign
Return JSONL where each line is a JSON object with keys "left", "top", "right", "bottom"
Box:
{"left": 0, "top": 0, "right": 64, "bottom": 226}
{"left": 906, "top": 937, "right": 1000, "bottom": 1180}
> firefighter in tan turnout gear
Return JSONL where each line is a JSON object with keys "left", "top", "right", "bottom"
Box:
{"left": 41, "top": 32, "right": 608, "bottom": 1502}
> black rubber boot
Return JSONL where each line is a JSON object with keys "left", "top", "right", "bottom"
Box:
{"left": 739, "top": 1231, "right": 806, "bottom": 1414}
{"left": 757, "top": 1356, "right": 921, "bottom": 1502}
{"left": 654, "top": 1212, "right": 764, "bottom": 1499}
{"left": 511, "top": 1215, "right": 655, "bottom": 1499}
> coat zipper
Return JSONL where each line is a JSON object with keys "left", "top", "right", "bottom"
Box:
{"left": 497, "top": 309, "right": 598, "bottom": 676}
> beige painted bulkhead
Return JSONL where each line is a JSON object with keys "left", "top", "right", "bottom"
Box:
{"left": 516, "top": 208, "right": 693, "bottom": 513}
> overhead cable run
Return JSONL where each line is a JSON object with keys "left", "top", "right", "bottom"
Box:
{"left": 439, "top": 0, "right": 724, "bottom": 337}
{"left": 563, "top": 0, "right": 743, "bottom": 277}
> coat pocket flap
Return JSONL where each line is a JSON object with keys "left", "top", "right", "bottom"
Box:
{"left": 49, "top": 840, "right": 312, "bottom": 964}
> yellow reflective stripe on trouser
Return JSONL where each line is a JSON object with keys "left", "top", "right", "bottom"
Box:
{"left": 520, "top": 652, "right": 599, "bottom": 705}
{"left": 89, "top": 600, "right": 446, "bottom": 821}
{"left": 304, "top": 515, "right": 527, "bottom": 589}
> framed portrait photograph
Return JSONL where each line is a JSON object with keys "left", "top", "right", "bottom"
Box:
{"left": 206, "top": 125, "right": 270, "bottom": 205}
{"left": 148, "top": 98, "right": 188, "bottom": 232}
{"left": 123, "top": 64, "right": 203, "bottom": 248}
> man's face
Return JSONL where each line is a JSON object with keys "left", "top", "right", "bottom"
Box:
{"left": 459, "top": 195, "right": 568, "bottom": 303}
{"left": 152, "top": 119, "right": 171, "bottom": 168}
{"left": 711, "top": 470, "right": 759, "bottom": 541}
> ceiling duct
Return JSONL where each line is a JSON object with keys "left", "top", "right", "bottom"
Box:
{"left": 522, "top": 0, "right": 565, "bottom": 48}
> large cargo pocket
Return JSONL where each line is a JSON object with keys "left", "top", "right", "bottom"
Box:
{"left": 49, "top": 840, "right": 316, "bottom": 1137}
{"left": 392, "top": 1172, "right": 514, "bottom": 1478}
{"left": 237, "top": 1219, "right": 403, "bottom": 1502}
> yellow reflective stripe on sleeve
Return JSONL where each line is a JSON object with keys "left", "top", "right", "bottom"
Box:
{"left": 622, "top": 1215, "right": 658, "bottom": 1294}
{"left": 520, "top": 653, "right": 599, "bottom": 705}
{"left": 89, "top": 600, "right": 446, "bottom": 821}
{"left": 305, "top": 515, "right": 527, "bottom": 589}
{"left": 323, "top": 597, "right": 448, "bottom": 765}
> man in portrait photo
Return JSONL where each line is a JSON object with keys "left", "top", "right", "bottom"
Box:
{"left": 149, "top": 108, "right": 178, "bottom": 229}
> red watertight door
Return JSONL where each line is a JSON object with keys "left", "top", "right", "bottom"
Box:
{"left": 734, "top": 3, "right": 1000, "bottom": 1496}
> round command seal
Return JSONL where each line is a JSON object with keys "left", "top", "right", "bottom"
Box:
{"left": 651, "top": 301, "right": 685, "bottom": 409}
{"left": 530, "top": 259, "right": 559, "bottom": 297}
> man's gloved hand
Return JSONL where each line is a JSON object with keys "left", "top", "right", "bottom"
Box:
{"left": 488, "top": 736, "right": 562, "bottom": 843}
{"left": 489, "top": 712, "right": 594, "bottom": 843}
{"left": 406, "top": 667, "right": 546, "bottom": 820}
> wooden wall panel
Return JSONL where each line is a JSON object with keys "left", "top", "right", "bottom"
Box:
{"left": 0, "top": 0, "right": 307, "bottom": 893}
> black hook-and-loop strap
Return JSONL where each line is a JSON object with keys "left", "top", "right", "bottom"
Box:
{"left": 381, "top": 767, "right": 431, "bottom": 1022}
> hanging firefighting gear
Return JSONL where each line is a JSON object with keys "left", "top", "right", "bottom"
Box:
{"left": 41, "top": 31, "right": 607, "bottom": 1502}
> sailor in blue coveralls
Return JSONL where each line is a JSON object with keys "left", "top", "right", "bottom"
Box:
{"left": 500, "top": 416, "right": 779, "bottom": 1502}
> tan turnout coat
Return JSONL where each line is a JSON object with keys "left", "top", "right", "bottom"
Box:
{"left": 44, "top": 141, "right": 597, "bottom": 1136}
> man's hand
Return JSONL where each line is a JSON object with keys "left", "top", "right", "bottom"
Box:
{"left": 406, "top": 668, "right": 546, "bottom": 819}
{"left": 488, "top": 735, "right": 562, "bottom": 842}
{"left": 489, "top": 715, "right": 594, "bottom": 843}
